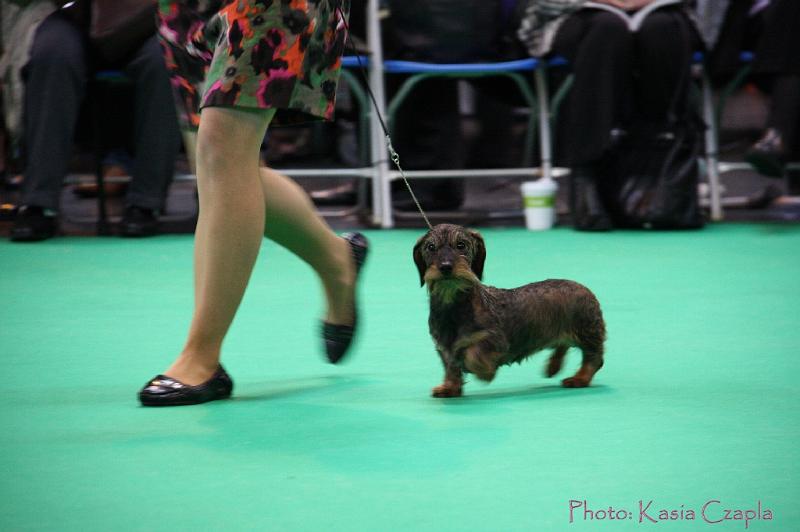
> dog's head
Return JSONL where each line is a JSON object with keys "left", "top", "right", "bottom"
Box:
{"left": 413, "top": 224, "right": 486, "bottom": 291}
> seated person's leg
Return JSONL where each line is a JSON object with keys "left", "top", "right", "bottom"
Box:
{"left": 391, "top": 78, "right": 465, "bottom": 211}
{"left": 552, "top": 11, "right": 632, "bottom": 230}
{"left": 746, "top": 0, "right": 800, "bottom": 177}
{"left": 746, "top": 74, "right": 800, "bottom": 177}
{"left": 554, "top": 11, "right": 634, "bottom": 168}
{"left": 12, "top": 12, "right": 87, "bottom": 241}
{"left": 120, "top": 35, "right": 183, "bottom": 237}
{"left": 635, "top": 9, "right": 697, "bottom": 124}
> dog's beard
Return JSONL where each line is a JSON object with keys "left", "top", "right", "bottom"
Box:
{"left": 426, "top": 265, "right": 479, "bottom": 304}
{"left": 430, "top": 279, "right": 470, "bottom": 304}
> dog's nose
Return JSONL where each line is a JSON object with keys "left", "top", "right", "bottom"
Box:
{"left": 439, "top": 262, "right": 453, "bottom": 275}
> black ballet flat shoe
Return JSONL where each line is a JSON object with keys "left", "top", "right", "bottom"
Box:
{"left": 138, "top": 365, "right": 233, "bottom": 406}
{"left": 322, "top": 232, "right": 369, "bottom": 364}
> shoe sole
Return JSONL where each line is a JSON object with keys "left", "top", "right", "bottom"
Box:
{"left": 139, "top": 389, "right": 232, "bottom": 407}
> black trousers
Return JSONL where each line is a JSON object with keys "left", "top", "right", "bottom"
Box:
{"left": 710, "top": 0, "right": 800, "bottom": 154}
{"left": 552, "top": 8, "right": 698, "bottom": 166}
{"left": 755, "top": 0, "right": 800, "bottom": 150}
{"left": 21, "top": 12, "right": 181, "bottom": 211}
{"left": 387, "top": 78, "right": 466, "bottom": 210}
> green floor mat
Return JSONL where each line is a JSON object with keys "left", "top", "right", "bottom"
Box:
{"left": 1, "top": 223, "right": 798, "bottom": 531}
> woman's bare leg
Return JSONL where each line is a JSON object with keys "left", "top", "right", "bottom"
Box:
{"left": 181, "top": 130, "right": 198, "bottom": 175}
{"left": 165, "top": 107, "right": 273, "bottom": 385}
{"left": 259, "top": 167, "right": 355, "bottom": 326}
{"left": 163, "top": 109, "right": 356, "bottom": 385}
{"left": 178, "top": 129, "right": 353, "bottom": 322}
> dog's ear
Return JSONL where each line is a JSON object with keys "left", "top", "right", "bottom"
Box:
{"left": 412, "top": 234, "right": 428, "bottom": 287}
{"left": 468, "top": 229, "right": 486, "bottom": 281}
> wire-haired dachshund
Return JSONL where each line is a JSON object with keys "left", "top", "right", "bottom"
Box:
{"left": 413, "top": 224, "right": 606, "bottom": 397}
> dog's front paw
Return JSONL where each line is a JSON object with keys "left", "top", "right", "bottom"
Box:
{"left": 432, "top": 383, "right": 463, "bottom": 398}
{"left": 562, "top": 364, "right": 599, "bottom": 388}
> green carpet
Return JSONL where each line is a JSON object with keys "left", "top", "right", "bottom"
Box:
{"left": 1, "top": 224, "right": 798, "bottom": 531}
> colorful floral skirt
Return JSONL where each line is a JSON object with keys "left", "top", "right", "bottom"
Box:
{"left": 158, "top": 0, "right": 350, "bottom": 129}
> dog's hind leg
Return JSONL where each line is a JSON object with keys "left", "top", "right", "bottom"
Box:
{"left": 432, "top": 350, "right": 464, "bottom": 398}
{"left": 545, "top": 345, "right": 569, "bottom": 378}
{"left": 562, "top": 334, "right": 604, "bottom": 388}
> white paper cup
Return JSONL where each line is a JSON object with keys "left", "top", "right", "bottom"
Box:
{"left": 521, "top": 179, "right": 558, "bottom": 230}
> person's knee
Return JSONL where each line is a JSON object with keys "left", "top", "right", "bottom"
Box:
{"left": 639, "top": 11, "right": 677, "bottom": 37}
{"left": 28, "top": 15, "right": 86, "bottom": 76}
{"left": 195, "top": 107, "right": 272, "bottom": 173}
{"left": 195, "top": 113, "right": 256, "bottom": 175}
{"left": 638, "top": 12, "right": 693, "bottom": 68}
{"left": 589, "top": 12, "right": 630, "bottom": 45}
{"left": 195, "top": 123, "right": 231, "bottom": 174}
{"left": 639, "top": 11, "right": 691, "bottom": 50}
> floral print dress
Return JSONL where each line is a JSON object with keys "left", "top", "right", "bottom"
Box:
{"left": 158, "top": 0, "right": 350, "bottom": 129}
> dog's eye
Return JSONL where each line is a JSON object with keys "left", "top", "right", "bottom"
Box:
{"left": 456, "top": 241, "right": 466, "bottom": 251}
{"left": 426, "top": 242, "right": 436, "bottom": 252}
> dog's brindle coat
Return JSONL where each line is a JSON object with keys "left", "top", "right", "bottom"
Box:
{"left": 413, "top": 224, "right": 606, "bottom": 397}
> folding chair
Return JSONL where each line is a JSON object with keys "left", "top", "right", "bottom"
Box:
{"left": 374, "top": 58, "right": 560, "bottom": 227}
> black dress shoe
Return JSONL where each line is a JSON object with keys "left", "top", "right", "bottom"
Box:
{"left": 138, "top": 365, "right": 233, "bottom": 406}
{"left": 745, "top": 128, "right": 786, "bottom": 178}
{"left": 120, "top": 206, "right": 159, "bottom": 237}
{"left": 569, "top": 167, "right": 613, "bottom": 232}
{"left": 321, "top": 232, "right": 369, "bottom": 363}
{"left": 10, "top": 205, "right": 57, "bottom": 242}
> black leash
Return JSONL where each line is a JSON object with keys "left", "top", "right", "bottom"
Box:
{"left": 335, "top": 4, "right": 433, "bottom": 229}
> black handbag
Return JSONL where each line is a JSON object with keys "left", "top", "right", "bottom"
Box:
{"left": 600, "top": 118, "right": 705, "bottom": 229}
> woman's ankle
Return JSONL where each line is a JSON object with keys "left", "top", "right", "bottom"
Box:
{"left": 164, "top": 350, "right": 221, "bottom": 385}
{"left": 320, "top": 236, "right": 356, "bottom": 325}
